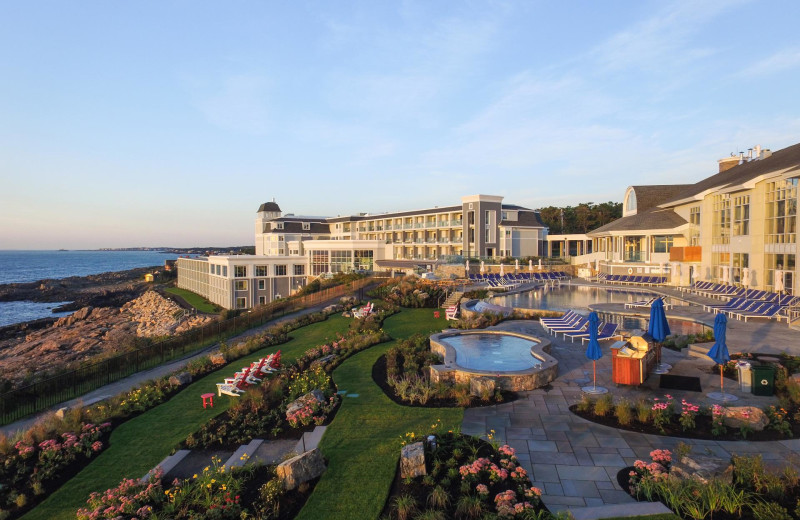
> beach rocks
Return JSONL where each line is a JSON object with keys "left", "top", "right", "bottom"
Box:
{"left": 169, "top": 372, "right": 192, "bottom": 387}
{"left": 286, "top": 390, "right": 326, "bottom": 416}
{"left": 276, "top": 449, "right": 326, "bottom": 490}
{"left": 670, "top": 455, "right": 734, "bottom": 484}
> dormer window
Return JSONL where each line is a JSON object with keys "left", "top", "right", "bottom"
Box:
{"left": 303, "top": 223, "right": 310, "bottom": 230}
{"left": 623, "top": 188, "right": 638, "bottom": 216}
{"left": 275, "top": 222, "right": 284, "bottom": 230}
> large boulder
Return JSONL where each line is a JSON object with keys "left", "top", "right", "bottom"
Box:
{"left": 276, "top": 449, "right": 326, "bottom": 490}
{"left": 209, "top": 352, "right": 226, "bottom": 365}
{"left": 400, "top": 442, "right": 426, "bottom": 479}
{"left": 670, "top": 455, "right": 734, "bottom": 484}
{"left": 169, "top": 372, "right": 192, "bottom": 387}
{"left": 286, "top": 390, "right": 326, "bottom": 415}
{"left": 722, "top": 406, "right": 769, "bottom": 431}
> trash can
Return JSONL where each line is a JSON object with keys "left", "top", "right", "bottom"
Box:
{"left": 751, "top": 365, "right": 775, "bottom": 396}
{"left": 737, "top": 361, "right": 752, "bottom": 393}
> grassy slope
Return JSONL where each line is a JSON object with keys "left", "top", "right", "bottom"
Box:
{"left": 23, "top": 316, "right": 351, "bottom": 520}
{"left": 164, "top": 287, "right": 220, "bottom": 314}
{"left": 296, "top": 309, "right": 463, "bottom": 520}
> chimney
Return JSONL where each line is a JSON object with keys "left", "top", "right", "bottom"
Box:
{"left": 754, "top": 144, "right": 762, "bottom": 158}
{"left": 718, "top": 154, "right": 740, "bottom": 173}
{"left": 763, "top": 148, "right": 773, "bottom": 159}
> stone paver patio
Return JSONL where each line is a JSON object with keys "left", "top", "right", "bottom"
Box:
{"left": 462, "top": 316, "right": 800, "bottom": 516}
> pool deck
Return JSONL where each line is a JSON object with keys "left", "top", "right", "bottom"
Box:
{"left": 462, "top": 304, "right": 800, "bottom": 518}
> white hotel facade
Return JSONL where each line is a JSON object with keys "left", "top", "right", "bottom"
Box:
{"left": 177, "top": 194, "right": 547, "bottom": 309}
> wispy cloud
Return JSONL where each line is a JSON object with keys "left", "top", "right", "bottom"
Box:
{"left": 737, "top": 47, "right": 800, "bottom": 77}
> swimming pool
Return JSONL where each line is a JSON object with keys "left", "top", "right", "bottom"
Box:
{"left": 441, "top": 333, "right": 542, "bottom": 371}
{"left": 490, "top": 285, "right": 709, "bottom": 336}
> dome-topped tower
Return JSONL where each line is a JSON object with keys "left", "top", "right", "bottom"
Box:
{"left": 257, "top": 199, "right": 282, "bottom": 219}
{"left": 255, "top": 199, "right": 283, "bottom": 254}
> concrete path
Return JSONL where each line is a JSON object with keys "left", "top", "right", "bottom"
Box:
{"left": 1, "top": 302, "right": 336, "bottom": 437}
{"left": 462, "top": 319, "right": 800, "bottom": 516}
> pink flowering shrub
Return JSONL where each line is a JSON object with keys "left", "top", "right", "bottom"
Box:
{"left": 76, "top": 468, "right": 164, "bottom": 520}
{"left": 679, "top": 399, "right": 700, "bottom": 431}
{"left": 628, "top": 449, "right": 672, "bottom": 495}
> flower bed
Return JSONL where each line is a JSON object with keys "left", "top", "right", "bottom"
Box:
{"left": 372, "top": 334, "right": 515, "bottom": 408}
{"left": 570, "top": 391, "right": 800, "bottom": 441}
{"left": 76, "top": 455, "right": 314, "bottom": 520}
{"left": 384, "top": 430, "right": 549, "bottom": 519}
{"left": 367, "top": 277, "right": 447, "bottom": 308}
{"left": 622, "top": 449, "right": 800, "bottom": 520}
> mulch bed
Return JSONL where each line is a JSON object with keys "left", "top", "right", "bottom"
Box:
{"left": 372, "top": 354, "right": 518, "bottom": 408}
{"left": 569, "top": 405, "right": 800, "bottom": 441}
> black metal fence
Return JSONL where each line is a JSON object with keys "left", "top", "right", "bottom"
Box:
{"left": 0, "top": 279, "right": 370, "bottom": 425}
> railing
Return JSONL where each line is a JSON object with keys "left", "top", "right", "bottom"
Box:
{"left": 425, "top": 222, "right": 436, "bottom": 228}
{"left": 414, "top": 223, "right": 424, "bottom": 228}
{"left": 452, "top": 220, "right": 463, "bottom": 226}
{"left": 624, "top": 252, "right": 643, "bottom": 262}
{"left": 0, "top": 278, "right": 372, "bottom": 425}
{"left": 403, "top": 224, "right": 413, "bottom": 229}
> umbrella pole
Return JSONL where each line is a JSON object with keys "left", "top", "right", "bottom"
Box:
{"left": 593, "top": 360, "right": 597, "bottom": 390}
{"left": 720, "top": 364, "right": 724, "bottom": 393}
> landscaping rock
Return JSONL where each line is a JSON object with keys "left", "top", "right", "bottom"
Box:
{"left": 286, "top": 389, "right": 326, "bottom": 415}
{"left": 311, "top": 354, "right": 336, "bottom": 368}
{"left": 276, "top": 449, "right": 326, "bottom": 490}
{"left": 670, "top": 455, "right": 733, "bottom": 484}
{"left": 323, "top": 304, "right": 340, "bottom": 314}
{"left": 209, "top": 352, "right": 226, "bottom": 365}
{"left": 400, "top": 442, "right": 426, "bottom": 478}
{"left": 470, "top": 377, "right": 497, "bottom": 398}
{"left": 169, "top": 371, "right": 192, "bottom": 387}
{"left": 722, "top": 406, "right": 768, "bottom": 431}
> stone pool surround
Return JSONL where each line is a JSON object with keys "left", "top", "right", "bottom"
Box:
{"left": 429, "top": 325, "right": 558, "bottom": 392}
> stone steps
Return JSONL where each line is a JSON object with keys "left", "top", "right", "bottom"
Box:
{"left": 295, "top": 425, "right": 326, "bottom": 453}
{"left": 223, "top": 438, "right": 264, "bottom": 470}
{"left": 141, "top": 449, "right": 191, "bottom": 482}
{"left": 443, "top": 291, "right": 463, "bottom": 308}
{"left": 567, "top": 501, "right": 673, "bottom": 520}
{"left": 687, "top": 342, "right": 714, "bottom": 362}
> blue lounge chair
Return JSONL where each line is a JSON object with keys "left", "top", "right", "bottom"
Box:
{"left": 581, "top": 323, "right": 621, "bottom": 344}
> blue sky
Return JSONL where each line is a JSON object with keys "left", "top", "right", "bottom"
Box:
{"left": 1, "top": 1, "right": 799, "bottom": 249}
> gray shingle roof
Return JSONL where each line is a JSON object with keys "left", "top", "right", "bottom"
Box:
{"left": 257, "top": 201, "right": 281, "bottom": 212}
{"left": 588, "top": 208, "right": 687, "bottom": 235}
{"left": 632, "top": 185, "right": 693, "bottom": 211}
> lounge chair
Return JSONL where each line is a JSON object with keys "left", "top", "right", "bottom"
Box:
{"left": 581, "top": 323, "right": 622, "bottom": 344}
{"left": 547, "top": 316, "right": 588, "bottom": 336}
{"left": 729, "top": 304, "right": 783, "bottom": 322}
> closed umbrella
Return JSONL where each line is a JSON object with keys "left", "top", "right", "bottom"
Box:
{"left": 500, "top": 263, "right": 504, "bottom": 277}
{"left": 742, "top": 267, "right": 750, "bottom": 288}
{"left": 722, "top": 266, "right": 730, "bottom": 284}
{"left": 649, "top": 298, "right": 672, "bottom": 374}
{"left": 538, "top": 258, "right": 543, "bottom": 270}
{"left": 480, "top": 261, "right": 485, "bottom": 274}
{"left": 775, "top": 270, "right": 784, "bottom": 293}
{"left": 529, "top": 259, "right": 533, "bottom": 272}
{"left": 465, "top": 259, "right": 470, "bottom": 278}
{"left": 708, "top": 313, "right": 737, "bottom": 402}
{"left": 582, "top": 312, "right": 607, "bottom": 394}
{"left": 515, "top": 259, "right": 520, "bottom": 272}
{"left": 671, "top": 262, "right": 680, "bottom": 284}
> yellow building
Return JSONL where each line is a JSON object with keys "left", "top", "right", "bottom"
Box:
{"left": 586, "top": 143, "right": 798, "bottom": 295}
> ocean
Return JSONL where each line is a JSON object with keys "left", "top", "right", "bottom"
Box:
{"left": 0, "top": 250, "right": 177, "bottom": 327}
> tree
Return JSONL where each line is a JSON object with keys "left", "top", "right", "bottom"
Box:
{"left": 537, "top": 201, "right": 621, "bottom": 234}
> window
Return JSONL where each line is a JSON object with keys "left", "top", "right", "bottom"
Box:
{"left": 330, "top": 250, "right": 352, "bottom": 273}
{"left": 732, "top": 253, "right": 749, "bottom": 285}
{"left": 275, "top": 265, "right": 287, "bottom": 276}
{"left": 311, "top": 250, "right": 329, "bottom": 275}
{"left": 625, "top": 189, "right": 637, "bottom": 213}
{"left": 294, "top": 264, "right": 305, "bottom": 275}
{"left": 275, "top": 222, "right": 284, "bottom": 230}
{"left": 255, "top": 265, "right": 268, "bottom": 277}
{"left": 234, "top": 265, "right": 247, "bottom": 277}
{"left": 303, "top": 223, "right": 310, "bottom": 230}
{"left": 501, "top": 211, "right": 508, "bottom": 220}
{"left": 236, "top": 297, "right": 247, "bottom": 309}
{"left": 235, "top": 280, "right": 247, "bottom": 291}
{"left": 689, "top": 206, "right": 701, "bottom": 246}
{"left": 258, "top": 279, "right": 265, "bottom": 290}
{"left": 222, "top": 266, "right": 227, "bottom": 277}
{"left": 652, "top": 236, "right": 673, "bottom": 253}
{"left": 765, "top": 178, "right": 798, "bottom": 245}
{"left": 733, "top": 195, "right": 750, "bottom": 236}
{"left": 712, "top": 194, "right": 731, "bottom": 245}
{"left": 354, "top": 250, "right": 373, "bottom": 270}
{"left": 259, "top": 296, "right": 267, "bottom": 305}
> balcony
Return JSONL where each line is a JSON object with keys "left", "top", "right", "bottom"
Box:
{"left": 438, "top": 221, "right": 448, "bottom": 227}
{"left": 624, "top": 252, "right": 643, "bottom": 262}
{"left": 452, "top": 220, "right": 463, "bottom": 226}
{"left": 425, "top": 222, "right": 436, "bottom": 228}
{"left": 403, "top": 224, "right": 413, "bottom": 229}
{"left": 414, "top": 223, "right": 424, "bottom": 228}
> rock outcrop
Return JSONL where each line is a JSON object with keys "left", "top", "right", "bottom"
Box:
{"left": 276, "top": 449, "right": 326, "bottom": 490}
{"left": 0, "top": 291, "right": 214, "bottom": 387}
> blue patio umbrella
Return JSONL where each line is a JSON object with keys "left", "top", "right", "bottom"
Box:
{"left": 647, "top": 298, "right": 671, "bottom": 342}
{"left": 585, "top": 312, "right": 602, "bottom": 390}
{"left": 648, "top": 298, "right": 672, "bottom": 373}
{"left": 708, "top": 313, "right": 731, "bottom": 394}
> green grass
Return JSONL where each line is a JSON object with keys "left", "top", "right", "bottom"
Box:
{"left": 296, "top": 308, "right": 462, "bottom": 520}
{"left": 164, "top": 287, "right": 221, "bottom": 314}
{"left": 23, "top": 315, "right": 351, "bottom": 520}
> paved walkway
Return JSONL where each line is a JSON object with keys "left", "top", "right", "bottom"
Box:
{"left": 462, "top": 319, "right": 800, "bottom": 516}
{"left": 1, "top": 302, "right": 337, "bottom": 437}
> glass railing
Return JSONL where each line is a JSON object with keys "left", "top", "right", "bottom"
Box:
{"left": 414, "top": 223, "right": 424, "bottom": 228}
{"left": 451, "top": 220, "right": 463, "bottom": 226}
{"left": 426, "top": 222, "right": 436, "bottom": 228}
{"left": 403, "top": 224, "right": 413, "bottom": 229}
{"left": 624, "top": 252, "right": 643, "bottom": 262}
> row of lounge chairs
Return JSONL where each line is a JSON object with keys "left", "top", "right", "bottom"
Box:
{"left": 624, "top": 296, "right": 672, "bottom": 310}
{"left": 216, "top": 351, "right": 281, "bottom": 396}
{"left": 701, "top": 293, "right": 799, "bottom": 322}
{"left": 352, "top": 302, "right": 374, "bottom": 318}
{"left": 539, "top": 310, "right": 622, "bottom": 344}
{"left": 468, "top": 272, "right": 570, "bottom": 288}
{"left": 598, "top": 273, "right": 667, "bottom": 286}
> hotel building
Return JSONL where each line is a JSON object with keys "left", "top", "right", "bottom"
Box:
{"left": 178, "top": 194, "right": 547, "bottom": 309}
{"left": 571, "top": 143, "right": 799, "bottom": 295}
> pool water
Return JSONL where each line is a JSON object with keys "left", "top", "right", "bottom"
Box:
{"left": 491, "top": 285, "right": 656, "bottom": 313}
{"left": 491, "top": 285, "right": 708, "bottom": 336}
{"left": 442, "top": 333, "right": 542, "bottom": 372}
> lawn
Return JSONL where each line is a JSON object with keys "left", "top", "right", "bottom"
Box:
{"left": 296, "top": 308, "right": 463, "bottom": 520}
{"left": 23, "top": 315, "right": 351, "bottom": 520}
{"left": 164, "top": 287, "right": 221, "bottom": 314}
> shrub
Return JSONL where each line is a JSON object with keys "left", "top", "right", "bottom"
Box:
{"left": 593, "top": 394, "right": 613, "bottom": 417}
{"left": 614, "top": 399, "right": 633, "bottom": 426}
{"left": 635, "top": 398, "right": 651, "bottom": 424}
{"left": 751, "top": 501, "right": 792, "bottom": 520}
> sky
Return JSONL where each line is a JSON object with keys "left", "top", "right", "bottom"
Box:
{"left": 1, "top": 1, "right": 800, "bottom": 249}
